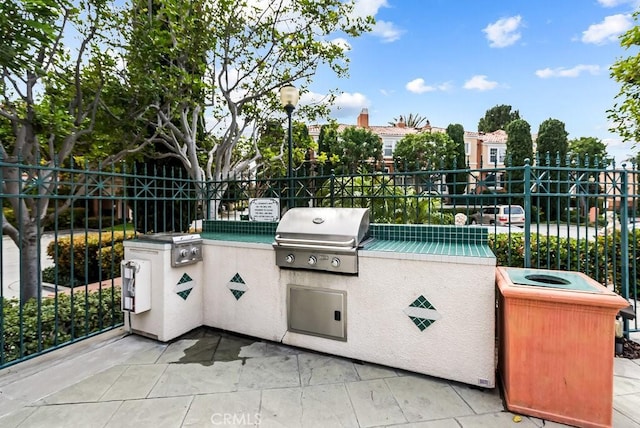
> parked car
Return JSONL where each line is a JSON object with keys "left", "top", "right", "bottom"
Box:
{"left": 469, "top": 205, "right": 525, "bottom": 227}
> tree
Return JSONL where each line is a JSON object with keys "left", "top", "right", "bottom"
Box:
{"left": 535, "top": 118, "right": 568, "bottom": 166}
{"left": 445, "top": 124, "right": 468, "bottom": 195}
{"left": 608, "top": 11, "right": 640, "bottom": 143}
{"left": 317, "top": 121, "right": 339, "bottom": 165}
{"left": 505, "top": 119, "right": 533, "bottom": 195}
{"left": 478, "top": 105, "right": 520, "bottom": 133}
{"left": 1, "top": 0, "right": 117, "bottom": 303}
{"left": 330, "top": 126, "right": 382, "bottom": 173}
{"left": 569, "top": 137, "right": 609, "bottom": 167}
{"left": 121, "top": 0, "right": 374, "bottom": 217}
{"left": 388, "top": 113, "right": 429, "bottom": 128}
{"left": 393, "top": 131, "right": 456, "bottom": 172}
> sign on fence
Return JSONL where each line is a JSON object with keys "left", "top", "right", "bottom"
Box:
{"left": 249, "top": 198, "right": 280, "bottom": 222}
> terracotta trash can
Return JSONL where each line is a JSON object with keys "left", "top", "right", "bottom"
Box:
{"left": 496, "top": 267, "right": 629, "bottom": 428}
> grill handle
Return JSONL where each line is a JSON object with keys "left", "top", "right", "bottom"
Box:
{"left": 274, "top": 235, "right": 355, "bottom": 248}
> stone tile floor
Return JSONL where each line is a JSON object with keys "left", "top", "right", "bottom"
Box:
{"left": 0, "top": 327, "right": 639, "bottom": 428}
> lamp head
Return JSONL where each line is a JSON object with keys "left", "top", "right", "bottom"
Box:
{"left": 279, "top": 84, "right": 299, "bottom": 109}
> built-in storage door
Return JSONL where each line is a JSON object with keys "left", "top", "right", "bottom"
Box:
{"left": 288, "top": 285, "right": 346, "bottom": 341}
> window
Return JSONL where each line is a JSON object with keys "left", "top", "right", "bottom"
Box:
{"left": 383, "top": 139, "right": 393, "bottom": 157}
{"left": 489, "top": 147, "right": 506, "bottom": 164}
{"left": 465, "top": 143, "right": 470, "bottom": 155}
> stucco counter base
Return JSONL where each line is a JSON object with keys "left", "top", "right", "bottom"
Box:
{"left": 281, "top": 249, "right": 497, "bottom": 388}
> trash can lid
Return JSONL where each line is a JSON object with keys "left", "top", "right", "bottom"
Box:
{"left": 503, "top": 268, "right": 602, "bottom": 293}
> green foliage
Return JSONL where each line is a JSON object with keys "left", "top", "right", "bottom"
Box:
{"left": 608, "top": 11, "right": 640, "bottom": 143}
{"left": 535, "top": 118, "right": 568, "bottom": 166}
{"left": 331, "top": 126, "right": 382, "bottom": 173}
{"left": 489, "top": 231, "right": 639, "bottom": 297}
{"left": 505, "top": 119, "right": 534, "bottom": 167}
{"left": 445, "top": 123, "right": 468, "bottom": 195}
{"left": 1, "top": 288, "right": 123, "bottom": 364}
{"left": 393, "top": 131, "right": 456, "bottom": 172}
{"left": 478, "top": 104, "right": 520, "bottom": 133}
{"left": 45, "top": 231, "right": 134, "bottom": 286}
{"left": 4, "top": 207, "right": 87, "bottom": 231}
{"left": 568, "top": 137, "right": 609, "bottom": 167}
{"left": 388, "top": 114, "right": 428, "bottom": 128}
{"left": 317, "top": 172, "right": 452, "bottom": 225}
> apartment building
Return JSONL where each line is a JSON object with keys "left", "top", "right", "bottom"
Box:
{"left": 308, "top": 109, "right": 513, "bottom": 190}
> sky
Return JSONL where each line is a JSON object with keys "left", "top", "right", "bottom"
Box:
{"left": 303, "top": 0, "right": 640, "bottom": 164}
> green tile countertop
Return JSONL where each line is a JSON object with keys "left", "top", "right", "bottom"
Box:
{"left": 201, "top": 232, "right": 274, "bottom": 245}
{"left": 362, "top": 239, "right": 495, "bottom": 258}
{"left": 201, "top": 220, "right": 496, "bottom": 260}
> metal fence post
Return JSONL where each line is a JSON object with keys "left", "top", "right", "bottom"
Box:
{"left": 524, "top": 159, "right": 532, "bottom": 268}
{"left": 620, "top": 169, "right": 630, "bottom": 337}
{"left": 330, "top": 169, "right": 336, "bottom": 207}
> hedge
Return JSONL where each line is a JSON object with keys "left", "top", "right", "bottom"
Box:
{"left": 45, "top": 231, "right": 134, "bottom": 287}
{"left": 1, "top": 288, "right": 123, "bottom": 364}
{"left": 489, "top": 230, "right": 639, "bottom": 297}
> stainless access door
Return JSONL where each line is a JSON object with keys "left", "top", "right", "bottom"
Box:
{"left": 287, "top": 285, "right": 347, "bottom": 341}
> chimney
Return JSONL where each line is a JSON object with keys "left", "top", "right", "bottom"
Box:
{"left": 357, "top": 108, "right": 369, "bottom": 128}
{"left": 397, "top": 115, "right": 405, "bottom": 128}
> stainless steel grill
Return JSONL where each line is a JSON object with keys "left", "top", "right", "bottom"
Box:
{"left": 273, "top": 207, "right": 370, "bottom": 274}
{"left": 136, "top": 232, "right": 203, "bottom": 267}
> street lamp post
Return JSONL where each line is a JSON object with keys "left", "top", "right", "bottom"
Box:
{"left": 279, "top": 84, "right": 299, "bottom": 210}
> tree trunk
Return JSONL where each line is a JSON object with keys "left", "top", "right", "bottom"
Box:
{"left": 19, "top": 222, "right": 40, "bottom": 304}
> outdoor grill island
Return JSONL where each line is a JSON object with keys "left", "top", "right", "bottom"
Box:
{"left": 200, "top": 207, "right": 497, "bottom": 388}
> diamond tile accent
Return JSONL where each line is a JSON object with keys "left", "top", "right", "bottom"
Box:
{"left": 228, "top": 273, "right": 248, "bottom": 300}
{"left": 177, "top": 289, "right": 192, "bottom": 300}
{"left": 230, "top": 273, "right": 245, "bottom": 284}
{"left": 230, "top": 290, "right": 245, "bottom": 300}
{"left": 404, "top": 295, "right": 441, "bottom": 331}
{"left": 178, "top": 273, "right": 193, "bottom": 284}
{"left": 175, "top": 273, "right": 195, "bottom": 300}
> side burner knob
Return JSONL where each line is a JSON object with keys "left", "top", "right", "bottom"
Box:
{"left": 285, "top": 254, "right": 295, "bottom": 264}
{"left": 191, "top": 247, "right": 199, "bottom": 256}
{"left": 331, "top": 257, "right": 341, "bottom": 268}
{"left": 179, "top": 248, "right": 189, "bottom": 258}
{"left": 308, "top": 255, "right": 317, "bottom": 266}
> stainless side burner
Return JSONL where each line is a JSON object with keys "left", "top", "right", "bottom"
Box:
{"left": 137, "top": 232, "right": 203, "bottom": 267}
{"left": 273, "top": 207, "right": 370, "bottom": 274}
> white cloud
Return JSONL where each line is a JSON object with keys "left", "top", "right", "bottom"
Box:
{"left": 483, "top": 16, "right": 523, "bottom": 48}
{"left": 406, "top": 78, "right": 436, "bottom": 94}
{"left": 582, "top": 14, "right": 632, "bottom": 44}
{"left": 331, "top": 92, "right": 370, "bottom": 117}
{"left": 463, "top": 75, "right": 498, "bottom": 91}
{"left": 351, "top": 0, "right": 389, "bottom": 18}
{"left": 372, "top": 20, "right": 404, "bottom": 42}
{"left": 328, "top": 37, "right": 352, "bottom": 51}
{"left": 597, "top": 0, "right": 639, "bottom": 7}
{"left": 535, "top": 64, "right": 600, "bottom": 78}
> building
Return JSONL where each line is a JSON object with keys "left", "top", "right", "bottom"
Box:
{"left": 308, "top": 108, "right": 514, "bottom": 192}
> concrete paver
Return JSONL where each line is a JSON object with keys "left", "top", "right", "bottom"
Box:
{"left": 0, "top": 327, "right": 638, "bottom": 427}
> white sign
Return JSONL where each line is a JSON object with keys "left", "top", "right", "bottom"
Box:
{"left": 248, "top": 198, "right": 280, "bottom": 222}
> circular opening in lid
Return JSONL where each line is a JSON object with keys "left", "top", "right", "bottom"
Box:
{"left": 524, "top": 274, "right": 571, "bottom": 285}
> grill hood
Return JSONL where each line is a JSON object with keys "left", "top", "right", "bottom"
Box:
{"left": 275, "top": 207, "right": 370, "bottom": 248}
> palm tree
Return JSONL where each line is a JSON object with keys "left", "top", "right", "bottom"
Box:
{"left": 388, "top": 113, "right": 429, "bottom": 128}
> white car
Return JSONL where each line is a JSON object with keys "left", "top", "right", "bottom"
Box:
{"left": 469, "top": 205, "right": 525, "bottom": 227}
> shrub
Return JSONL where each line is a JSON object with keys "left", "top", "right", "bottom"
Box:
{"left": 489, "top": 231, "right": 639, "bottom": 297}
{"left": 1, "top": 288, "right": 123, "bottom": 364}
{"left": 46, "top": 231, "right": 134, "bottom": 287}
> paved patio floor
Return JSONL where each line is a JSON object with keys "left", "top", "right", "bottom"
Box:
{"left": 0, "top": 327, "right": 639, "bottom": 428}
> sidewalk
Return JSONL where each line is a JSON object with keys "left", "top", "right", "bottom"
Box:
{"left": 1, "top": 327, "right": 639, "bottom": 428}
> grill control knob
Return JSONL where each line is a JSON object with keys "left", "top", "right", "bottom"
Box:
{"left": 308, "top": 255, "right": 317, "bottom": 266}
{"left": 179, "top": 248, "right": 189, "bottom": 258}
{"left": 285, "top": 254, "right": 295, "bottom": 264}
{"left": 191, "top": 247, "right": 199, "bottom": 256}
{"left": 331, "top": 257, "right": 341, "bottom": 268}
